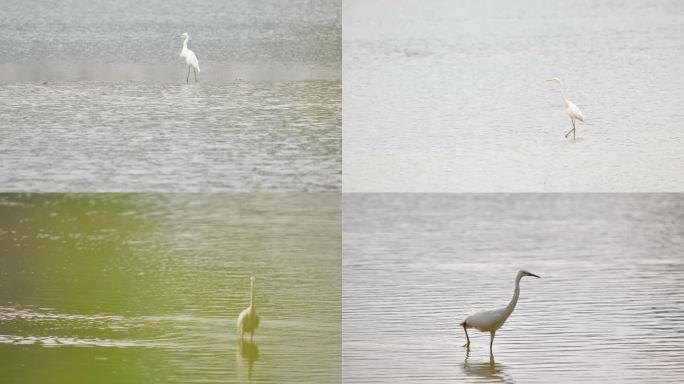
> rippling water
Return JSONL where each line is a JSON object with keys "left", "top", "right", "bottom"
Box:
{"left": 0, "top": 0, "right": 340, "bottom": 81}
{"left": 0, "top": 81, "right": 340, "bottom": 191}
{"left": 0, "top": 193, "right": 341, "bottom": 383}
{"left": 0, "top": 0, "right": 341, "bottom": 192}
{"left": 343, "top": 194, "right": 684, "bottom": 383}
{"left": 344, "top": 0, "right": 684, "bottom": 192}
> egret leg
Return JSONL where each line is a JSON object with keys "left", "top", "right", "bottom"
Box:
{"left": 564, "top": 119, "right": 576, "bottom": 139}
{"left": 186, "top": 67, "right": 190, "bottom": 83}
{"left": 565, "top": 120, "right": 575, "bottom": 139}
{"left": 193, "top": 68, "right": 197, "bottom": 82}
{"left": 490, "top": 331, "right": 496, "bottom": 352}
{"left": 462, "top": 324, "right": 470, "bottom": 348}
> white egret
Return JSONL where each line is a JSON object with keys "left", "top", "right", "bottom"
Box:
{"left": 179, "top": 32, "right": 200, "bottom": 83}
{"left": 460, "top": 270, "right": 540, "bottom": 351}
{"left": 546, "top": 77, "right": 584, "bottom": 140}
{"left": 237, "top": 276, "right": 260, "bottom": 341}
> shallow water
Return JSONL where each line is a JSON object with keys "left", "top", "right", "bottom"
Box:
{"left": 0, "top": 0, "right": 340, "bottom": 81}
{"left": 343, "top": 194, "right": 684, "bottom": 383}
{"left": 0, "top": 81, "right": 340, "bottom": 191}
{"left": 0, "top": 193, "right": 341, "bottom": 383}
{"left": 343, "top": 0, "right": 684, "bottom": 192}
{"left": 0, "top": 0, "right": 341, "bottom": 192}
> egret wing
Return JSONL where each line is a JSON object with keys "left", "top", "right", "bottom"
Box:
{"left": 186, "top": 50, "right": 200, "bottom": 72}
{"left": 464, "top": 308, "right": 506, "bottom": 331}
{"left": 237, "top": 308, "right": 249, "bottom": 329}
{"left": 566, "top": 100, "right": 584, "bottom": 122}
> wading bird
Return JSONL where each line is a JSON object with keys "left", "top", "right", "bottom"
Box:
{"left": 237, "top": 276, "right": 260, "bottom": 341}
{"left": 461, "top": 270, "right": 540, "bottom": 351}
{"left": 546, "top": 77, "right": 584, "bottom": 140}
{"left": 179, "top": 32, "right": 200, "bottom": 83}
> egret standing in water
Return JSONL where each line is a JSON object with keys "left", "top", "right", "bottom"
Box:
{"left": 546, "top": 77, "right": 584, "bottom": 140}
{"left": 237, "top": 276, "right": 260, "bottom": 341}
{"left": 179, "top": 32, "right": 200, "bottom": 83}
{"left": 461, "top": 270, "right": 540, "bottom": 352}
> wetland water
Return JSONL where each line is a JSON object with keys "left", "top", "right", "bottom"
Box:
{"left": 0, "top": 0, "right": 341, "bottom": 192}
{"left": 0, "top": 193, "right": 341, "bottom": 383}
{"left": 343, "top": 194, "right": 684, "bottom": 383}
{"left": 344, "top": 0, "right": 684, "bottom": 192}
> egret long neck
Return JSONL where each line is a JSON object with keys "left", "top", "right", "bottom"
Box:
{"left": 249, "top": 280, "right": 255, "bottom": 308}
{"left": 559, "top": 85, "right": 569, "bottom": 106}
{"left": 182, "top": 36, "right": 189, "bottom": 52}
{"left": 504, "top": 276, "right": 521, "bottom": 318}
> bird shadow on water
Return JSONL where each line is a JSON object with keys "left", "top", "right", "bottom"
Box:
{"left": 236, "top": 339, "right": 260, "bottom": 382}
{"left": 462, "top": 350, "right": 514, "bottom": 383}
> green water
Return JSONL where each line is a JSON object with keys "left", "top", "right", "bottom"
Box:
{"left": 0, "top": 193, "right": 341, "bottom": 383}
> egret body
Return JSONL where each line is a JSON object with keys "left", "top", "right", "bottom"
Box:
{"left": 546, "top": 77, "right": 584, "bottom": 140}
{"left": 180, "top": 32, "right": 200, "bottom": 83}
{"left": 237, "top": 276, "right": 260, "bottom": 341}
{"left": 461, "top": 270, "right": 540, "bottom": 351}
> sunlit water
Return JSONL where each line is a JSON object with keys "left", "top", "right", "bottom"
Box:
{"left": 343, "top": 0, "right": 684, "bottom": 192}
{"left": 343, "top": 194, "right": 684, "bottom": 383}
{"left": 0, "top": 193, "right": 341, "bottom": 383}
{"left": 0, "top": 0, "right": 340, "bottom": 191}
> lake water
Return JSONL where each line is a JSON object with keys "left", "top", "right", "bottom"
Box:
{"left": 343, "top": 194, "right": 684, "bottom": 383}
{"left": 0, "top": 193, "right": 341, "bottom": 383}
{"left": 0, "top": 0, "right": 340, "bottom": 192}
{"left": 0, "top": 81, "right": 340, "bottom": 192}
{"left": 343, "top": 0, "right": 684, "bottom": 192}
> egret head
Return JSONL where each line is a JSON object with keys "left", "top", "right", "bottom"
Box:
{"left": 545, "top": 77, "right": 562, "bottom": 86}
{"left": 518, "top": 270, "right": 540, "bottom": 279}
{"left": 250, "top": 275, "right": 256, "bottom": 284}
{"left": 180, "top": 32, "right": 189, "bottom": 38}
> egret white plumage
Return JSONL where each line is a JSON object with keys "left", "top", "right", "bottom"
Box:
{"left": 179, "top": 32, "right": 200, "bottom": 83}
{"left": 461, "top": 270, "right": 540, "bottom": 351}
{"left": 237, "top": 276, "right": 260, "bottom": 341}
{"left": 546, "top": 77, "right": 584, "bottom": 140}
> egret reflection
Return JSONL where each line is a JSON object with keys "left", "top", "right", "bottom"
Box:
{"left": 236, "top": 338, "right": 260, "bottom": 382}
{"left": 462, "top": 350, "right": 514, "bottom": 383}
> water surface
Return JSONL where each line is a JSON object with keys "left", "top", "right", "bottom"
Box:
{"left": 0, "top": 0, "right": 340, "bottom": 81}
{"left": 0, "top": 81, "right": 340, "bottom": 191}
{"left": 0, "top": 0, "right": 341, "bottom": 191}
{"left": 0, "top": 193, "right": 341, "bottom": 383}
{"left": 344, "top": 0, "right": 684, "bottom": 192}
{"left": 343, "top": 194, "right": 684, "bottom": 383}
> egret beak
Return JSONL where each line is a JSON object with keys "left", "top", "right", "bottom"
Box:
{"left": 545, "top": 79, "right": 553, "bottom": 82}
{"left": 527, "top": 272, "right": 541, "bottom": 278}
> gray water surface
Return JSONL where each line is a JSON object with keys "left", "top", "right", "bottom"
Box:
{"left": 0, "top": 0, "right": 340, "bottom": 81}
{"left": 344, "top": 0, "right": 684, "bottom": 192}
{"left": 0, "top": 0, "right": 341, "bottom": 191}
{"left": 0, "top": 81, "right": 340, "bottom": 191}
{"left": 343, "top": 194, "right": 684, "bottom": 383}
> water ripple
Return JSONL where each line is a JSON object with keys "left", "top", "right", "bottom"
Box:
{"left": 343, "top": 194, "right": 684, "bottom": 383}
